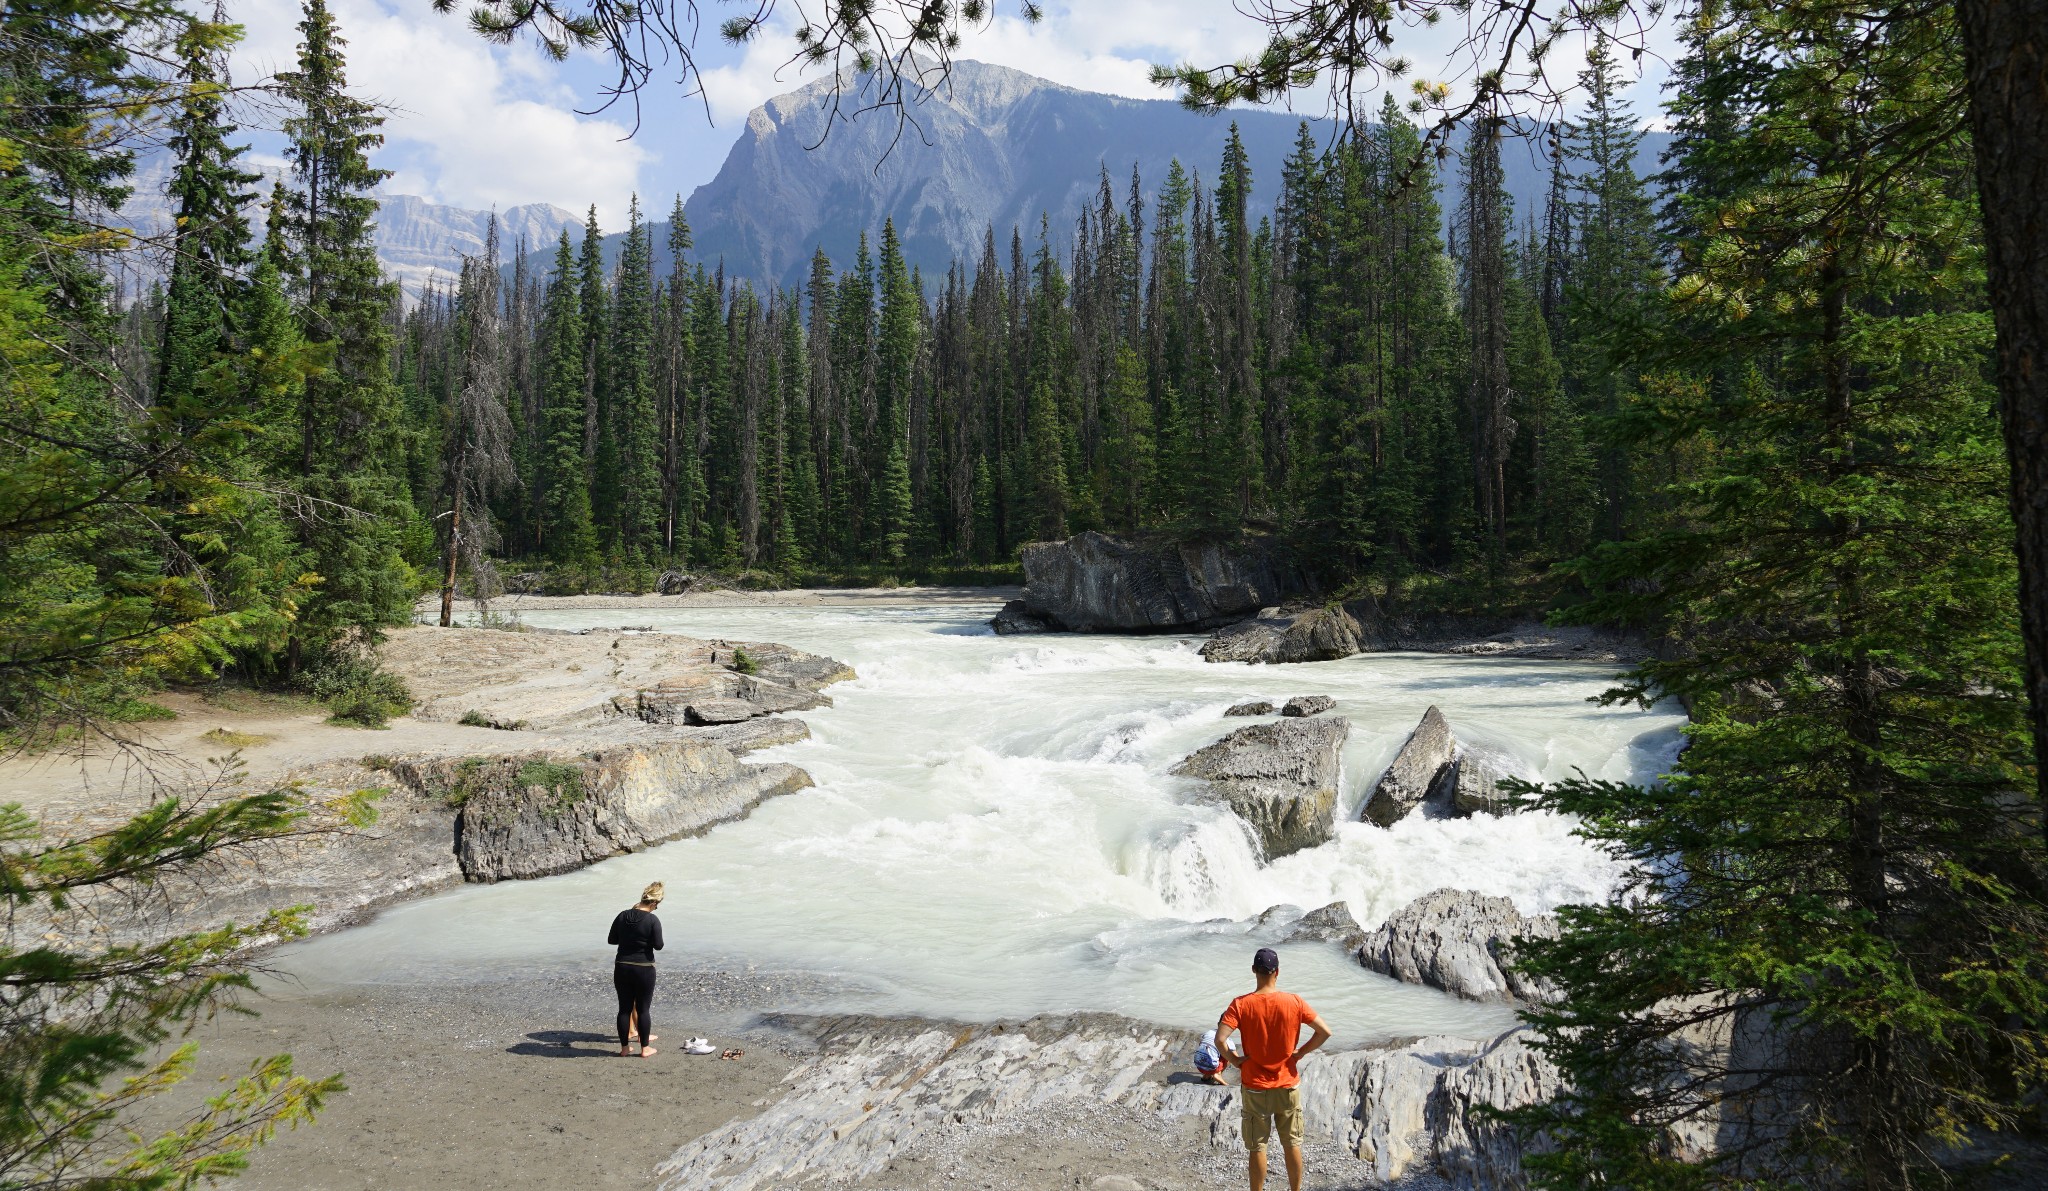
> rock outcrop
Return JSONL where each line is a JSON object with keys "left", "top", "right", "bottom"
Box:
{"left": 1361, "top": 706, "right": 1458, "bottom": 827}
{"left": 404, "top": 742, "right": 813, "bottom": 883}
{"left": 1000, "top": 531, "right": 1307, "bottom": 633}
{"left": 655, "top": 1012, "right": 1562, "bottom": 1191}
{"left": 1356, "top": 888, "right": 1561, "bottom": 1004}
{"left": 1225, "top": 700, "right": 1275, "bottom": 717}
{"left": 1200, "top": 605, "right": 1365, "bottom": 664}
{"left": 1171, "top": 717, "right": 1349, "bottom": 860}
{"left": 1281, "top": 695, "right": 1335, "bottom": 718}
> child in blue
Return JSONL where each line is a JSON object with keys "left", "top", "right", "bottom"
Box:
{"left": 1194, "top": 1028, "right": 1228, "bottom": 1085}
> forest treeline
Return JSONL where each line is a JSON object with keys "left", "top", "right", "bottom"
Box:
{"left": 225, "top": 55, "right": 1655, "bottom": 599}
{"left": 5, "top": 0, "right": 2046, "bottom": 1187}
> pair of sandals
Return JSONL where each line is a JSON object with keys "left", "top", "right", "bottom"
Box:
{"left": 717, "top": 1047, "right": 745, "bottom": 1061}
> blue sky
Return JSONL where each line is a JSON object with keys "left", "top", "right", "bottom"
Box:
{"left": 226, "top": 1, "right": 1678, "bottom": 230}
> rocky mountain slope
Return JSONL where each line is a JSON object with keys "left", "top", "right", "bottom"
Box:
{"left": 570, "top": 59, "right": 1668, "bottom": 290}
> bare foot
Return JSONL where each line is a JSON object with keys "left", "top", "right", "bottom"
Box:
{"left": 639, "top": 1046, "right": 659, "bottom": 1058}
{"left": 643, "top": 1034, "right": 658, "bottom": 1043}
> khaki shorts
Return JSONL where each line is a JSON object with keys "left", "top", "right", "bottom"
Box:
{"left": 1240, "top": 1086, "right": 1304, "bottom": 1152}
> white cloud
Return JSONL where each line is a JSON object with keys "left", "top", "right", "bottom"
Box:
{"left": 227, "top": 0, "right": 648, "bottom": 224}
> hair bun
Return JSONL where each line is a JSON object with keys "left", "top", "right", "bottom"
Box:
{"left": 640, "top": 881, "right": 665, "bottom": 905}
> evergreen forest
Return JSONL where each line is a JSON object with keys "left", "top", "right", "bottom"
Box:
{"left": 4, "top": 0, "right": 2046, "bottom": 1187}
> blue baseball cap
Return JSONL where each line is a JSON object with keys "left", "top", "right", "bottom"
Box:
{"left": 1253, "top": 947, "right": 1280, "bottom": 973}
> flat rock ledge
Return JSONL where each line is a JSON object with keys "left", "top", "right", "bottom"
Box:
{"left": 656, "top": 1013, "right": 1558, "bottom": 1191}
{"left": 1171, "top": 717, "right": 1349, "bottom": 861}
{"left": 379, "top": 625, "right": 852, "bottom": 732}
{"left": 1357, "top": 888, "right": 1562, "bottom": 1004}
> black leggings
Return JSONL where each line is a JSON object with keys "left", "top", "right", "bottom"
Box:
{"left": 614, "top": 963, "right": 656, "bottom": 1047}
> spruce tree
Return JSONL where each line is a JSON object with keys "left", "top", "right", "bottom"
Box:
{"left": 276, "top": 0, "right": 417, "bottom": 652}
{"left": 537, "top": 231, "right": 596, "bottom": 566}
{"left": 154, "top": 22, "right": 259, "bottom": 418}
{"left": 1515, "top": 13, "right": 2048, "bottom": 1184}
{"left": 610, "top": 196, "right": 660, "bottom": 559}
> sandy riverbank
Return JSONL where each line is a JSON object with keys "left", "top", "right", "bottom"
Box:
{"left": 162, "top": 965, "right": 1435, "bottom": 1191}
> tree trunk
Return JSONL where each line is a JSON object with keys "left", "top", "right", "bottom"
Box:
{"left": 1956, "top": 0, "right": 2048, "bottom": 842}
{"left": 439, "top": 479, "right": 464, "bottom": 629}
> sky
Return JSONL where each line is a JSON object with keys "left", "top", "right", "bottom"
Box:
{"left": 225, "top": 1, "right": 1680, "bottom": 229}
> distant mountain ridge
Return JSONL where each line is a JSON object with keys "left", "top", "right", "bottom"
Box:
{"left": 374, "top": 195, "right": 580, "bottom": 297}
{"left": 110, "top": 157, "right": 578, "bottom": 302}
{"left": 547, "top": 60, "right": 1666, "bottom": 292}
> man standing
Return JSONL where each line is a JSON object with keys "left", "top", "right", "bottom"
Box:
{"left": 1216, "top": 947, "right": 1333, "bottom": 1191}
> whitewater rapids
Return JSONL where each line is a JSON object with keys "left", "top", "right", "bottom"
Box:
{"left": 277, "top": 602, "right": 1683, "bottom": 1043}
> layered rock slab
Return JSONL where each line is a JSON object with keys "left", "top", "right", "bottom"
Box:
{"left": 1171, "top": 717, "right": 1349, "bottom": 860}
{"left": 1002, "top": 531, "right": 1306, "bottom": 633}
{"left": 393, "top": 741, "right": 814, "bottom": 884}
{"left": 656, "top": 1013, "right": 1560, "bottom": 1191}
{"left": 1357, "top": 888, "right": 1562, "bottom": 1004}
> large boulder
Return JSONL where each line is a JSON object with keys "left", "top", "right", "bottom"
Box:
{"left": 1171, "top": 717, "right": 1349, "bottom": 861}
{"left": 1356, "top": 888, "right": 1561, "bottom": 1004}
{"left": 1002, "top": 531, "right": 1307, "bottom": 633}
{"left": 1201, "top": 605, "right": 1364, "bottom": 664}
{"left": 1361, "top": 706, "right": 1457, "bottom": 826}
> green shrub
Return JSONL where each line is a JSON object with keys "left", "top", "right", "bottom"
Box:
{"left": 458, "top": 709, "right": 491, "bottom": 727}
{"left": 515, "top": 759, "right": 586, "bottom": 815}
{"left": 729, "top": 646, "right": 759, "bottom": 675}
{"left": 306, "top": 656, "right": 413, "bottom": 728}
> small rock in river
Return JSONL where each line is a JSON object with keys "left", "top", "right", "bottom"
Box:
{"left": 1280, "top": 695, "right": 1334, "bottom": 718}
{"left": 1225, "top": 700, "right": 1275, "bottom": 717}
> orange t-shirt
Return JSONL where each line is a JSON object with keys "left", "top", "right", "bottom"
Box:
{"left": 1220, "top": 989, "right": 1316, "bottom": 1090}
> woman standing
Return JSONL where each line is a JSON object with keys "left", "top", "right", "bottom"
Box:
{"left": 609, "top": 881, "right": 665, "bottom": 1057}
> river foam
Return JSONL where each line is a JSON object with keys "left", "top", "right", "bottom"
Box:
{"left": 277, "top": 602, "right": 1682, "bottom": 1042}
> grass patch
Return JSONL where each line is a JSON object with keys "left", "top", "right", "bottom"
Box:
{"left": 515, "top": 759, "right": 587, "bottom": 815}
{"left": 361, "top": 754, "right": 394, "bottom": 771}
{"left": 198, "top": 728, "right": 269, "bottom": 750}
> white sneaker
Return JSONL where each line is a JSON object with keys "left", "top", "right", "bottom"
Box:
{"left": 683, "top": 1037, "right": 716, "bottom": 1055}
